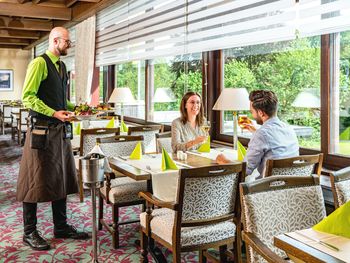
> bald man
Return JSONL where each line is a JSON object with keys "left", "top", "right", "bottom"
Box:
{"left": 17, "top": 27, "right": 88, "bottom": 251}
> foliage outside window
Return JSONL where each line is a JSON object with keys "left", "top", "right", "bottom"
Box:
{"left": 150, "top": 53, "right": 202, "bottom": 124}
{"left": 69, "top": 71, "right": 76, "bottom": 103}
{"left": 114, "top": 61, "right": 145, "bottom": 119}
{"left": 223, "top": 37, "right": 321, "bottom": 150}
{"left": 333, "top": 31, "right": 350, "bottom": 156}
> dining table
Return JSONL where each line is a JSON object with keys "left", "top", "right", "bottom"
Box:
{"left": 274, "top": 228, "right": 350, "bottom": 263}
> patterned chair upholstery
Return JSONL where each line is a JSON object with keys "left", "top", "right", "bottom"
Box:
{"left": 139, "top": 163, "right": 246, "bottom": 263}
{"left": 76, "top": 127, "right": 120, "bottom": 202}
{"left": 96, "top": 135, "right": 147, "bottom": 249}
{"left": 330, "top": 167, "right": 350, "bottom": 208}
{"left": 240, "top": 176, "right": 326, "bottom": 263}
{"left": 128, "top": 125, "right": 162, "bottom": 153}
{"left": 264, "top": 154, "right": 323, "bottom": 178}
{"left": 155, "top": 131, "right": 172, "bottom": 153}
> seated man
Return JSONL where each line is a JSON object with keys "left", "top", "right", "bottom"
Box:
{"left": 216, "top": 90, "right": 299, "bottom": 180}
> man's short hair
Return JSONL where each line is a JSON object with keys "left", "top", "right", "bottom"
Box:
{"left": 249, "top": 90, "right": 278, "bottom": 117}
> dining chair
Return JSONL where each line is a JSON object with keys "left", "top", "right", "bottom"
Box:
{"left": 264, "top": 153, "right": 323, "bottom": 178}
{"left": 96, "top": 135, "right": 147, "bottom": 248}
{"left": 330, "top": 167, "right": 350, "bottom": 208}
{"left": 240, "top": 175, "right": 326, "bottom": 263}
{"left": 2, "top": 105, "right": 14, "bottom": 135}
{"left": 155, "top": 131, "right": 172, "bottom": 154}
{"left": 128, "top": 124, "right": 162, "bottom": 153}
{"left": 77, "top": 127, "right": 120, "bottom": 202}
{"left": 139, "top": 163, "right": 246, "bottom": 263}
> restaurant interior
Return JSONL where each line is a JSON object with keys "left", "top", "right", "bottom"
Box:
{"left": 1, "top": 0, "right": 350, "bottom": 262}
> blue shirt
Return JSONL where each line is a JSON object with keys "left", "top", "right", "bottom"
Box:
{"left": 245, "top": 117, "right": 299, "bottom": 176}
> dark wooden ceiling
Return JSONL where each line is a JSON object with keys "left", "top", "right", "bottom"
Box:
{"left": 0, "top": 0, "right": 119, "bottom": 50}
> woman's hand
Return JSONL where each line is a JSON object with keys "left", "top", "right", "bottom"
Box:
{"left": 194, "top": 135, "right": 207, "bottom": 145}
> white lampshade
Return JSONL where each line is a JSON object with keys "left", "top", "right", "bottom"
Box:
{"left": 153, "top": 87, "right": 176, "bottom": 103}
{"left": 292, "top": 89, "right": 320, "bottom": 108}
{"left": 213, "top": 88, "right": 250, "bottom": 111}
{"left": 108, "top": 87, "right": 135, "bottom": 104}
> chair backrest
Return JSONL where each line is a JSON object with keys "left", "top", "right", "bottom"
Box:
{"left": 240, "top": 176, "right": 326, "bottom": 263}
{"left": 155, "top": 131, "right": 172, "bottom": 153}
{"left": 264, "top": 154, "right": 323, "bottom": 178}
{"left": 176, "top": 163, "right": 246, "bottom": 227}
{"left": 128, "top": 124, "right": 162, "bottom": 153}
{"left": 19, "top": 109, "right": 29, "bottom": 131}
{"left": 3, "top": 105, "right": 13, "bottom": 121}
{"left": 96, "top": 135, "right": 144, "bottom": 157}
{"left": 330, "top": 167, "right": 350, "bottom": 208}
{"left": 80, "top": 128, "right": 120, "bottom": 156}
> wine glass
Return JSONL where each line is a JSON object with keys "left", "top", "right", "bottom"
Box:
{"left": 201, "top": 120, "right": 211, "bottom": 136}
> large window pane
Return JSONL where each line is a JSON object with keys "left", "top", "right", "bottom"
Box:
{"left": 149, "top": 53, "right": 203, "bottom": 125}
{"left": 332, "top": 31, "right": 350, "bottom": 155}
{"left": 69, "top": 71, "right": 76, "bottom": 103}
{"left": 114, "top": 61, "right": 145, "bottom": 119}
{"left": 223, "top": 37, "right": 321, "bottom": 149}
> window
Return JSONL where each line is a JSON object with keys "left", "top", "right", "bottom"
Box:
{"left": 99, "top": 67, "right": 104, "bottom": 103}
{"left": 149, "top": 53, "right": 203, "bottom": 124}
{"left": 222, "top": 36, "right": 321, "bottom": 149}
{"left": 69, "top": 71, "right": 76, "bottom": 103}
{"left": 331, "top": 31, "right": 350, "bottom": 156}
{"left": 114, "top": 61, "right": 145, "bottom": 119}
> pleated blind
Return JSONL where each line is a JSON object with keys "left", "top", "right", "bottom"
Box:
{"left": 298, "top": 0, "right": 350, "bottom": 37}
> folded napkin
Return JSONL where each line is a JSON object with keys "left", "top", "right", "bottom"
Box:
{"left": 313, "top": 200, "right": 350, "bottom": 239}
{"left": 161, "top": 147, "right": 178, "bottom": 171}
{"left": 120, "top": 120, "right": 128, "bottom": 132}
{"left": 237, "top": 140, "right": 246, "bottom": 161}
{"left": 129, "top": 142, "right": 142, "bottom": 160}
{"left": 74, "top": 122, "right": 81, "bottom": 135}
{"left": 198, "top": 136, "right": 210, "bottom": 152}
{"left": 106, "top": 117, "right": 115, "bottom": 128}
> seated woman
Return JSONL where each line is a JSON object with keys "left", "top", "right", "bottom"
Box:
{"left": 171, "top": 91, "right": 207, "bottom": 153}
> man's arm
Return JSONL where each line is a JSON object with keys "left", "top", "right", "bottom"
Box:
{"left": 22, "top": 57, "right": 56, "bottom": 117}
{"left": 245, "top": 131, "right": 267, "bottom": 175}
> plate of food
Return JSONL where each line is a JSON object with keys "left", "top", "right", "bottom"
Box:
{"left": 95, "top": 103, "right": 115, "bottom": 113}
{"left": 73, "top": 103, "right": 99, "bottom": 120}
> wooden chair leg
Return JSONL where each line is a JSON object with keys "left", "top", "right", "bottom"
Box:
{"left": 98, "top": 191, "right": 103, "bottom": 230}
{"left": 173, "top": 250, "right": 181, "bottom": 263}
{"left": 78, "top": 169, "right": 84, "bottom": 203}
{"left": 199, "top": 249, "right": 207, "bottom": 263}
{"left": 112, "top": 204, "right": 119, "bottom": 249}
{"left": 140, "top": 230, "right": 149, "bottom": 263}
{"left": 234, "top": 223, "right": 243, "bottom": 263}
{"left": 219, "top": 245, "right": 228, "bottom": 263}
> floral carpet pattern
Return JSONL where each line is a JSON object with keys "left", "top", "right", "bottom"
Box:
{"left": 0, "top": 134, "right": 198, "bottom": 262}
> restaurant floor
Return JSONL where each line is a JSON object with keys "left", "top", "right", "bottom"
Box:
{"left": 0, "top": 134, "right": 200, "bottom": 263}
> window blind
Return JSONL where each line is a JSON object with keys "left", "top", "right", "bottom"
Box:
{"left": 298, "top": 0, "right": 350, "bottom": 37}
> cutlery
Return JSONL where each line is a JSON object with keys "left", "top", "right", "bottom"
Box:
{"left": 117, "top": 155, "right": 128, "bottom": 161}
{"left": 146, "top": 165, "right": 153, "bottom": 172}
{"left": 294, "top": 231, "right": 340, "bottom": 252}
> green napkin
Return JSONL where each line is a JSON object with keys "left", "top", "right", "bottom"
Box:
{"left": 74, "top": 122, "right": 81, "bottom": 135}
{"left": 313, "top": 200, "right": 350, "bottom": 238}
{"left": 198, "top": 136, "right": 210, "bottom": 152}
{"left": 129, "top": 142, "right": 142, "bottom": 160}
{"left": 237, "top": 140, "right": 246, "bottom": 161}
{"left": 120, "top": 120, "right": 128, "bottom": 132}
{"left": 106, "top": 117, "right": 115, "bottom": 128}
{"left": 161, "top": 147, "right": 178, "bottom": 171}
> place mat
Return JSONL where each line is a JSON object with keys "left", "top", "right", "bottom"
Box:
{"left": 286, "top": 228, "right": 350, "bottom": 261}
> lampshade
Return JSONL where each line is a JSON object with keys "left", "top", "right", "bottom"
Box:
{"left": 213, "top": 88, "right": 250, "bottom": 111}
{"left": 292, "top": 89, "right": 320, "bottom": 108}
{"left": 108, "top": 87, "right": 135, "bottom": 104}
{"left": 153, "top": 87, "right": 176, "bottom": 103}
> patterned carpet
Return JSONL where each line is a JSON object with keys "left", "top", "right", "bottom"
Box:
{"left": 0, "top": 133, "right": 198, "bottom": 262}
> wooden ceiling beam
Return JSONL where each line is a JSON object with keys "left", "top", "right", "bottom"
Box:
{"left": 0, "top": 37, "right": 30, "bottom": 45}
{"left": 0, "top": 2, "right": 71, "bottom": 20}
{"left": 0, "top": 44, "right": 24, "bottom": 49}
{"left": 66, "top": 0, "right": 99, "bottom": 8}
{"left": 17, "top": 0, "right": 31, "bottom": 3}
{"left": 0, "top": 29, "right": 40, "bottom": 39}
{"left": 0, "top": 17, "right": 52, "bottom": 31}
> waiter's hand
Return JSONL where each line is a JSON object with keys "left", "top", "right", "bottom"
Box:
{"left": 53, "top": 110, "right": 74, "bottom": 122}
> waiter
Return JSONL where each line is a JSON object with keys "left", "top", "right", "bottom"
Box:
{"left": 17, "top": 27, "right": 88, "bottom": 251}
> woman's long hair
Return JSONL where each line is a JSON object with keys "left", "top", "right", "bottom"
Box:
{"left": 179, "top": 91, "right": 204, "bottom": 127}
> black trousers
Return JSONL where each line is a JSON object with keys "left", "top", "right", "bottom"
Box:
{"left": 23, "top": 198, "right": 68, "bottom": 235}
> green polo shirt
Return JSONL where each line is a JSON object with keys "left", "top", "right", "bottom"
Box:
{"left": 22, "top": 50, "right": 74, "bottom": 117}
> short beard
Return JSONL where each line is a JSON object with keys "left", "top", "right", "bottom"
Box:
{"left": 57, "top": 47, "right": 67, "bottom": 56}
{"left": 255, "top": 116, "right": 263, "bottom": 125}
